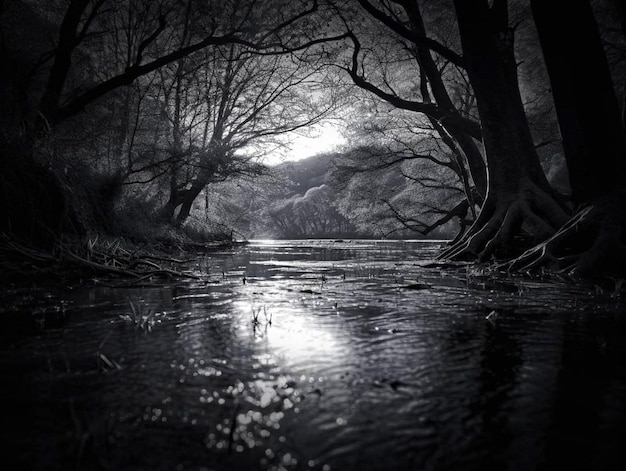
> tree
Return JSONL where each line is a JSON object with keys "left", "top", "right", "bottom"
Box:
{"left": 438, "top": 0, "right": 569, "bottom": 260}
{"left": 509, "top": 0, "right": 626, "bottom": 275}
{"left": 159, "top": 42, "right": 335, "bottom": 226}
{"left": 353, "top": 0, "right": 487, "bottom": 204}
{"left": 332, "top": 96, "right": 474, "bottom": 239}
{"left": 0, "top": 0, "right": 346, "bottom": 245}
{"left": 341, "top": 0, "right": 568, "bottom": 259}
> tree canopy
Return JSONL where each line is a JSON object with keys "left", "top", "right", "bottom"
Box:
{"left": 1, "top": 0, "right": 625, "bottom": 277}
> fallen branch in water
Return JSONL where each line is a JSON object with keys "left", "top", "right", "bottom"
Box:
{"left": 63, "top": 252, "right": 143, "bottom": 278}
{"left": 0, "top": 233, "right": 200, "bottom": 282}
{"left": 136, "top": 253, "right": 194, "bottom": 264}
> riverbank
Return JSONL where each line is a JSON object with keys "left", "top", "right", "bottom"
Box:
{"left": 0, "top": 229, "right": 246, "bottom": 285}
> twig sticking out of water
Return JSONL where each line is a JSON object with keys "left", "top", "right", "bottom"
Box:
{"left": 252, "top": 306, "right": 261, "bottom": 325}
{"left": 96, "top": 332, "right": 121, "bottom": 371}
{"left": 486, "top": 310, "right": 499, "bottom": 324}
{"left": 320, "top": 274, "right": 327, "bottom": 291}
{"left": 252, "top": 305, "right": 272, "bottom": 326}
{"left": 120, "top": 300, "right": 156, "bottom": 331}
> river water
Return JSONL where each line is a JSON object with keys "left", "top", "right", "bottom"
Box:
{"left": 1, "top": 239, "right": 625, "bottom": 470}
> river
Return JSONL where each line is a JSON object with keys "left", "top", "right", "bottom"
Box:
{"left": 1, "top": 239, "right": 625, "bottom": 470}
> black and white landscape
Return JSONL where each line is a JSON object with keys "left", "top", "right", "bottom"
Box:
{"left": 1, "top": 1, "right": 625, "bottom": 470}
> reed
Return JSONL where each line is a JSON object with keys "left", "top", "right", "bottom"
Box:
{"left": 120, "top": 300, "right": 156, "bottom": 331}
{"left": 251, "top": 305, "right": 272, "bottom": 326}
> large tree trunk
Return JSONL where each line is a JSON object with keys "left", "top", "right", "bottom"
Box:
{"left": 509, "top": 0, "right": 626, "bottom": 276}
{"left": 162, "top": 182, "right": 182, "bottom": 222}
{"left": 161, "top": 182, "right": 205, "bottom": 227}
{"left": 530, "top": 0, "right": 625, "bottom": 205}
{"left": 441, "top": 0, "right": 568, "bottom": 261}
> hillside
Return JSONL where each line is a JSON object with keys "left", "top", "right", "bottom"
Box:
{"left": 273, "top": 153, "right": 337, "bottom": 197}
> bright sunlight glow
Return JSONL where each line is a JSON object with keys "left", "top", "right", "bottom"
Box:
{"left": 269, "top": 123, "right": 346, "bottom": 166}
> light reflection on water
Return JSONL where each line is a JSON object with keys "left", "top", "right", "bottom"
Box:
{"left": 1, "top": 239, "right": 626, "bottom": 470}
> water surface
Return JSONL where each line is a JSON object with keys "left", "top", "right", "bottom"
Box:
{"left": 1, "top": 240, "right": 625, "bottom": 470}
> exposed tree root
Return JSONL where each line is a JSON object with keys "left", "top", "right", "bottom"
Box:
{"left": 506, "top": 203, "right": 626, "bottom": 278}
{"left": 438, "top": 181, "right": 569, "bottom": 261}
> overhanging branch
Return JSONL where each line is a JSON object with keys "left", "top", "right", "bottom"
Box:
{"left": 341, "top": 32, "right": 482, "bottom": 139}
{"left": 356, "top": 0, "right": 465, "bottom": 67}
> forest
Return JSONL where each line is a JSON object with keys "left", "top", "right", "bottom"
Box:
{"left": 3, "top": 2, "right": 626, "bottom": 470}
{"left": 1, "top": 0, "right": 625, "bottom": 279}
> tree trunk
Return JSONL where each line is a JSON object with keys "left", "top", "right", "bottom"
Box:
{"left": 162, "top": 187, "right": 181, "bottom": 222}
{"left": 530, "top": 0, "right": 626, "bottom": 206}
{"left": 38, "top": 0, "right": 91, "bottom": 125}
{"left": 508, "top": 0, "right": 626, "bottom": 276}
{"left": 441, "top": 0, "right": 568, "bottom": 260}
{"left": 164, "top": 149, "right": 223, "bottom": 227}
{"left": 174, "top": 180, "right": 206, "bottom": 226}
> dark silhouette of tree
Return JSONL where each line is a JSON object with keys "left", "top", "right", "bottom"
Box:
{"left": 348, "top": 0, "right": 568, "bottom": 259}
{"left": 439, "top": 0, "right": 569, "bottom": 261}
{"left": 337, "top": 0, "right": 487, "bottom": 229}
{"left": 531, "top": 0, "right": 625, "bottom": 206}
{"left": 509, "top": 0, "right": 626, "bottom": 275}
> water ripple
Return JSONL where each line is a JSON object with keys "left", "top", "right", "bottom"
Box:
{"left": 2, "top": 240, "right": 625, "bottom": 470}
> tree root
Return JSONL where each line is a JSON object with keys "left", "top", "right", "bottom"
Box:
{"left": 506, "top": 207, "right": 592, "bottom": 272}
{"left": 506, "top": 204, "right": 626, "bottom": 278}
{"left": 438, "top": 182, "right": 569, "bottom": 262}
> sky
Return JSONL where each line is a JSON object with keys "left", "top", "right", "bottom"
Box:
{"left": 267, "top": 122, "right": 347, "bottom": 166}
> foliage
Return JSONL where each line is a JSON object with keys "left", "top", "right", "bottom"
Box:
{"left": 1, "top": 0, "right": 625, "bottom": 278}
{"left": 172, "top": 152, "right": 357, "bottom": 240}
{"left": 331, "top": 144, "right": 463, "bottom": 238}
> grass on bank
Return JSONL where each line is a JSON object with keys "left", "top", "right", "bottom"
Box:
{"left": 0, "top": 191, "right": 242, "bottom": 283}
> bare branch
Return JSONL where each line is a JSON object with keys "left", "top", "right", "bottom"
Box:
{"left": 341, "top": 32, "right": 482, "bottom": 139}
{"left": 356, "top": 0, "right": 465, "bottom": 67}
{"left": 134, "top": 13, "right": 167, "bottom": 67}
